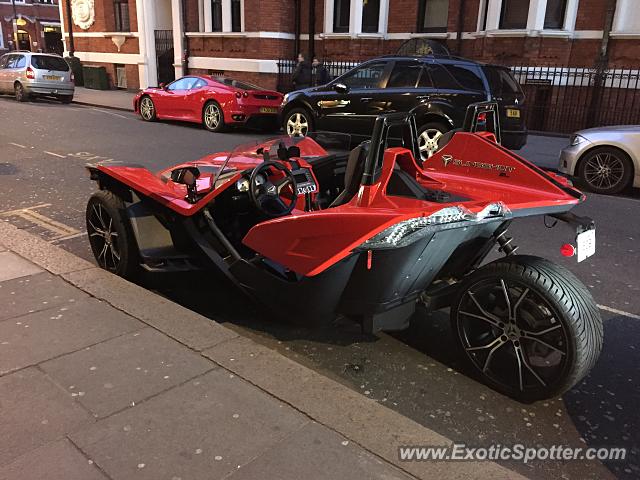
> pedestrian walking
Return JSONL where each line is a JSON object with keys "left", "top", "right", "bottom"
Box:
{"left": 292, "top": 53, "right": 312, "bottom": 90}
{"left": 312, "top": 57, "right": 331, "bottom": 86}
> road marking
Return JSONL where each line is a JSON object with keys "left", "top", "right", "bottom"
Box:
{"left": 0, "top": 204, "right": 80, "bottom": 240}
{"left": 9, "top": 142, "right": 26, "bottom": 148}
{"left": 44, "top": 151, "right": 66, "bottom": 158}
{"left": 91, "top": 107, "right": 128, "bottom": 119}
{"left": 598, "top": 304, "right": 640, "bottom": 320}
{"left": 50, "top": 231, "right": 87, "bottom": 243}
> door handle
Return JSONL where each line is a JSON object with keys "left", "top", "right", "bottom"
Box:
{"left": 360, "top": 97, "right": 373, "bottom": 103}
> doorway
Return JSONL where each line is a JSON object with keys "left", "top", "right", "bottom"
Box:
{"left": 154, "top": 30, "right": 175, "bottom": 85}
{"left": 17, "top": 31, "right": 31, "bottom": 51}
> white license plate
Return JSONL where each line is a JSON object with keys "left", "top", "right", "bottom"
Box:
{"left": 576, "top": 229, "right": 596, "bottom": 262}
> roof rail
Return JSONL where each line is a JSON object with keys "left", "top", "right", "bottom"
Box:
{"left": 378, "top": 53, "right": 474, "bottom": 62}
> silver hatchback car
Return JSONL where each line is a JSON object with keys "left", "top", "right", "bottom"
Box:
{"left": 0, "top": 52, "right": 74, "bottom": 103}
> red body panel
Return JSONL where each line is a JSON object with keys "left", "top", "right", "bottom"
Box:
{"left": 98, "top": 132, "right": 582, "bottom": 275}
{"left": 133, "top": 76, "right": 283, "bottom": 126}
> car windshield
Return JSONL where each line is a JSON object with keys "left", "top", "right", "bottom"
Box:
{"left": 212, "top": 132, "right": 352, "bottom": 189}
{"left": 31, "top": 55, "right": 70, "bottom": 72}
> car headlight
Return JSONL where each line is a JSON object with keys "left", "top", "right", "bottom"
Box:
{"left": 570, "top": 134, "right": 587, "bottom": 146}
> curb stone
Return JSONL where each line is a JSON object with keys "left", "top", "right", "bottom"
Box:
{"left": 0, "top": 220, "right": 527, "bottom": 480}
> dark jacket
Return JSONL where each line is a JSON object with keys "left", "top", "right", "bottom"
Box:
{"left": 292, "top": 60, "right": 312, "bottom": 88}
{"left": 314, "top": 64, "right": 331, "bottom": 86}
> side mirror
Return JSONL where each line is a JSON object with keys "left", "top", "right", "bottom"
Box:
{"left": 332, "top": 82, "right": 349, "bottom": 94}
{"left": 171, "top": 166, "right": 201, "bottom": 203}
{"left": 159, "top": 82, "right": 166, "bottom": 89}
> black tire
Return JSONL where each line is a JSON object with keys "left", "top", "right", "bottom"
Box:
{"left": 14, "top": 83, "right": 28, "bottom": 102}
{"left": 86, "top": 190, "right": 140, "bottom": 279}
{"left": 451, "top": 255, "right": 603, "bottom": 402}
{"left": 139, "top": 95, "right": 156, "bottom": 122}
{"left": 417, "top": 121, "right": 450, "bottom": 160}
{"left": 283, "top": 107, "right": 313, "bottom": 136}
{"left": 202, "top": 100, "right": 226, "bottom": 132}
{"left": 576, "top": 146, "right": 633, "bottom": 195}
{"left": 57, "top": 95, "right": 73, "bottom": 104}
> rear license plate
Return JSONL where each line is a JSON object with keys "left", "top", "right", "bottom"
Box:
{"left": 43, "top": 75, "right": 62, "bottom": 81}
{"left": 259, "top": 107, "right": 278, "bottom": 114}
{"left": 506, "top": 108, "right": 520, "bottom": 118}
{"left": 576, "top": 229, "right": 596, "bottom": 262}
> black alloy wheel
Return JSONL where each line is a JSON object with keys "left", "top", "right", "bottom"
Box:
{"left": 451, "top": 255, "right": 603, "bottom": 402}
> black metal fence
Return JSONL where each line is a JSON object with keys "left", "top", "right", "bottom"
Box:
{"left": 277, "top": 59, "right": 359, "bottom": 92}
{"left": 509, "top": 65, "right": 640, "bottom": 134}
{"left": 276, "top": 59, "right": 640, "bottom": 134}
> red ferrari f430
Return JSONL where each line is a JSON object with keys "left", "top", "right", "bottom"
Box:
{"left": 133, "top": 75, "right": 283, "bottom": 132}
{"left": 85, "top": 103, "right": 603, "bottom": 402}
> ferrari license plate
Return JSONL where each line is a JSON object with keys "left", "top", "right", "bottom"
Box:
{"left": 44, "top": 75, "right": 62, "bottom": 81}
{"left": 576, "top": 229, "right": 596, "bottom": 262}
{"left": 506, "top": 108, "right": 520, "bottom": 118}
{"left": 259, "top": 107, "right": 278, "bottom": 114}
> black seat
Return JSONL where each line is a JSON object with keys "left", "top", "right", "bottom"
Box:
{"left": 329, "top": 140, "right": 371, "bottom": 208}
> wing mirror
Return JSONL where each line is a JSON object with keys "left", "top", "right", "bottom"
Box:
{"left": 159, "top": 82, "right": 166, "bottom": 89}
{"left": 332, "top": 82, "right": 349, "bottom": 94}
{"left": 171, "top": 166, "right": 201, "bottom": 203}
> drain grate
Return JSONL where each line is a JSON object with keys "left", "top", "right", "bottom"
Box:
{"left": 0, "top": 163, "right": 18, "bottom": 175}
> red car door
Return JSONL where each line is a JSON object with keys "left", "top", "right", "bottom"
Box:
{"left": 181, "top": 77, "right": 209, "bottom": 122}
{"left": 159, "top": 77, "right": 192, "bottom": 119}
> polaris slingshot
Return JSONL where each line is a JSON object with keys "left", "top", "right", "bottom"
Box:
{"left": 85, "top": 103, "right": 603, "bottom": 402}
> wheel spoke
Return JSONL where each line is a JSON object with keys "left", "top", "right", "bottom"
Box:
{"left": 521, "top": 335, "right": 566, "bottom": 356}
{"left": 482, "top": 337, "right": 508, "bottom": 373}
{"left": 514, "top": 344, "right": 547, "bottom": 389}
{"left": 466, "top": 335, "right": 504, "bottom": 352}
{"left": 500, "top": 279, "right": 512, "bottom": 319}
{"left": 459, "top": 310, "right": 501, "bottom": 329}
{"left": 512, "top": 287, "right": 529, "bottom": 321}
{"left": 521, "top": 323, "right": 561, "bottom": 337}
{"left": 467, "top": 290, "right": 502, "bottom": 324}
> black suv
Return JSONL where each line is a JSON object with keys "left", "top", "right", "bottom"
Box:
{"left": 281, "top": 55, "right": 527, "bottom": 159}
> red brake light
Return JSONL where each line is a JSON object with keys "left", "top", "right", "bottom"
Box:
{"left": 26, "top": 67, "right": 35, "bottom": 79}
{"left": 560, "top": 244, "right": 576, "bottom": 257}
{"left": 235, "top": 92, "right": 241, "bottom": 99}
{"left": 243, "top": 91, "right": 248, "bottom": 98}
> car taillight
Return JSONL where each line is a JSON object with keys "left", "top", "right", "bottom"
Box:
{"left": 235, "top": 92, "right": 241, "bottom": 99}
{"left": 359, "top": 203, "right": 510, "bottom": 250}
{"left": 235, "top": 91, "right": 248, "bottom": 99}
{"left": 26, "top": 67, "right": 35, "bottom": 79}
{"left": 243, "top": 91, "right": 248, "bottom": 98}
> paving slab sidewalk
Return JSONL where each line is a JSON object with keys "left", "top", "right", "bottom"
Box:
{"left": 73, "top": 86, "right": 136, "bottom": 111}
{"left": 0, "top": 220, "right": 525, "bottom": 480}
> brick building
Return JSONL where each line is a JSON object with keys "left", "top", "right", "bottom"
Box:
{"left": 1, "top": 0, "right": 62, "bottom": 54}
{"left": 58, "top": 0, "right": 640, "bottom": 91}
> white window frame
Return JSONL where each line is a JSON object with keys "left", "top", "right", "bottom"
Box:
{"left": 478, "top": 0, "right": 579, "bottom": 34}
{"left": 612, "top": 0, "right": 640, "bottom": 35}
{"left": 0, "top": 22, "right": 4, "bottom": 49}
{"left": 203, "top": 0, "right": 244, "bottom": 33}
{"left": 324, "top": 0, "right": 389, "bottom": 37}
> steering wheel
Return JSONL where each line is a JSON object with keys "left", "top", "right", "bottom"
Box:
{"left": 249, "top": 161, "right": 297, "bottom": 218}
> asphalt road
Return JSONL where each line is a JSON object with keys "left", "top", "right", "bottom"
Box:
{"left": 1, "top": 98, "right": 638, "bottom": 480}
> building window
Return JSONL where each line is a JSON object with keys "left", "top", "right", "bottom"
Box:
{"left": 230, "top": 0, "right": 241, "bottom": 32}
{"left": 417, "top": 0, "right": 449, "bottom": 33}
{"left": 544, "top": 0, "right": 567, "bottom": 29}
{"left": 362, "top": 0, "right": 380, "bottom": 33}
{"left": 333, "top": 0, "right": 351, "bottom": 33}
{"left": 39, "top": 0, "right": 55, "bottom": 4}
{"left": 211, "top": 0, "right": 222, "bottom": 31}
{"left": 499, "top": 0, "right": 530, "bottom": 29}
{"left": 114, "top": 0, "right": 130, "bottom": 32}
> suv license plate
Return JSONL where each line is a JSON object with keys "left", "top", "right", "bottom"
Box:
{"left": 506, "top": 108, "right": 520, "bottom": 118}
{"left": 44, "top": 75, "right": 62, "bottom": 81}
{"left": 576, "top": 229, "right": 596, "bottom": 262}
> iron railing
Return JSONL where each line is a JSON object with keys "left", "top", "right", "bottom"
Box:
{"left": 276, "top": 59, "right": 359, "bottom": 92}
{"left": 509, "top": 65, "right": 640, "bottom": 134}
{"left": 277, "top": 59, "right": 640, "bottom": 134}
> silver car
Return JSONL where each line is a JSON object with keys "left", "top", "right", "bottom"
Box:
{"left": 0, "top": 52, "right": 74, "bottom": 103}
{"left": 559, "top": 125, "right": 640, "bottom": 195}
